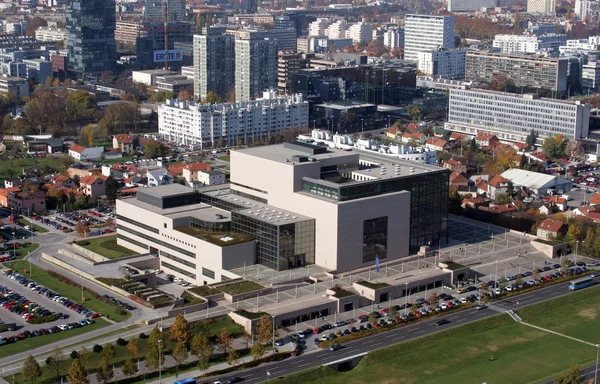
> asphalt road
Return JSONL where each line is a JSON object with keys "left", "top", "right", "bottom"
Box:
{"left": 203, "top": 278, "right": 595, "bottom": 384}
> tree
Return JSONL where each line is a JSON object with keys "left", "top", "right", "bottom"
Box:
{"left": 105, "top": 176, "right": 119, "bottom": 202}
{"left": 251, "top": 342, "right": 265, "bottom": 361}
{"left": 101, "top": 342, "right": 116, "bottom": 361}
{"left": 177, "top": 89, "right": 193, "bottom": 101}
{"left": 256, "top": 315, "right": 273, "bottom": 344}
{"left": 565, "top": 140, "right": 585, "bottom": 160}
{"left": 172, "top": 342, "right": 189, "bottom": 379}
{"left": 555, "top": 364, "right": 584, "bottom": 384}
{"left": 216, "top": 327, "right": 233, "bottom": 354}
{"left": 96, "top": 358, "right": 113, "bottom": 384}
{"left": 388, "top": 305, "right": 399, "bottom": 320}
{"left": 468, "top": 138, "right": 479, "bottom": 152}
{"left": 79, "top": 124, "right": 95, "bottom": 147}
{"left": 25, "top": 92, "right": 68, "bottom": 135}
{"left": 513, "top": 11, "right": 522, "bottom": 34}
{"left": 66, "top": 359, "right": 88, "bottom": 384}
{"left": 515, "top": 274, "right": 523, "bottom": 286}
{"left": 78, "top": 346, "right": 91, "bottom": 372}
{"left": 584, "top": 228, "right": 595, "bottom": 256}
{"left": 406, "top": 105, "right": 422, "bottom": 121}
{"left": 170, "top": 314, "right": 192, "bottom": 345}
{"left": 428, "top": 291, "right": 439, "bottom": 307}
{"left": 121, "top": 93, "right": 137, "bottom": 102}
{"left": 144, "top": 345, "right": 163, "bottom": 371}
{"left": 21, "top": 355, "right": 42, "bottom": 384}
{"left": 148, "top": 90, "right": 175, "bottom": 104}
{"left": 495, "top": 193, "right": 512, "bottom": 205}
{"left": 480, "top": 282, "right": 489, "bottom": 297}
{"left": 49, "top": 347, "right": 65, "bottom": 383}
{"left": 542, "top": 135, "right": 566, "bottom": 159}
{"left": 190, "top": 332, "right": 212, "bottom": 372}
{"left": 566, "top": 225, "right": 582, "bottom": 248}
{"left": 75, "top": 220, "right": 90, "bottom": 237}
{"left": 201, "top": 91, "right": 222, "bottom": 104}
{"left": 66, "top": 91, "right": 96, "bottom": 123}
{"left": 369, "top": 312, "right": 378, "bottom": 324}
{"left": 148, "top": 326, "right": 162, "bottom": 349}
{"left": 498, "top": 277, "right": 508, "bottom": 290}
{"left": 122, "top": 358, "right": 137, "bottom": 377}
{"left": 561, "top": 257, "right": 571, "bottom": 273}
{"left": 226, "top": 347, "right": 239, "bottom": 366}
{"left": 144, "top": 140, "right": 166, "bottom": 159}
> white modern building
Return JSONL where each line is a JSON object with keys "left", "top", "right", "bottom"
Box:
{"left": 417, "top": 49, "right": 466, "bottom": 79}
{"left": 445, "top": 89, "right": 591, "bottom": 143}
{"left": 582, "top": 59, "right": 600, "bottom": 90}
{"left": 35, "top": 27, "right": 67, "bottom": 42}
{"left": 383, "top": 27, "right": 403, "bottom": 49}
{"left": 575, "top": 0, "right": 594, "bottom": 20}
{"left": 325, "top": 20, "right": 349, "bottom": 39}
{"left": 492, "top": 34, "right": 568, "bottom": 54}
{"left": 404, "top": 14, "right": 455, "bottom": 63}
{"left": 559, "top": 37, "right": 600, "bottom": 55}
{"left": 308, "top": 18, "right": 330, "bottom": 37}
{"left": 158, "top": 91, "right": 309, "bottom": 148}
{"left": 144, "top": 0, "right": 185, "bottom": 21}
{"left": 527, "top": 0, "right": 555, "bottom": 14}
{"left": 346, "top": 22, "right": 373, "bottom": 44}
{"left": 132, "top": 69, "right": 177, "bottom": 86}
{"left": 447, "top": 0, "right": 495, "bottom": 12}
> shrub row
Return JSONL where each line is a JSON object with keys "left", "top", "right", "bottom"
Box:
{"left": 26, "top": 313, "right": 59, "bottom": 324}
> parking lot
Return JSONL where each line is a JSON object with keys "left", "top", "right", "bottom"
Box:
{"left": 32, "top": 207, "right": 113, "bottom": 236}
{"left": 0, "top": 269, "right": 100, "bottom": 344}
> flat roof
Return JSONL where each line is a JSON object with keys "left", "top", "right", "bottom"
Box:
{"left": 120, "top": 196, "right": 231, "bottom": 223}
{"left": 137, "top": 184, "right": 194, "bottom": 198}
{"left": 238, "top": 143, "right": 352, "bottom": 164}
{"left": 202, "top": 188, "right": 313, "bottom": 225}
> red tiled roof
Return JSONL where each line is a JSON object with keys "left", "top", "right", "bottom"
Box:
{"left": 185, "top": 162, "right": 212, "bottom": 172}
{"left": 476, "top": 132, "right": 497, "bottom": 141}
{"left": 80, "top": 175, "right": 103, "bottom": 185}
{"left": 406, "top": 122, "right": 419, "bottom": 132}
{"left": 513, "top": 142, "right": 529, "bottom": 150}
{"left": 589, "top": 193, "right": 600, "bottom": 205}
{"left": 489, "top": 175, "right": 510, "bottom": 188}
{"left": 475, "top": 179, "right": 489, "bottom": 192}
{"left": 114, "top": 134, "right": 133, "bottom": 144}
{"left": 386, "top": 127, "right": 399, "bottom": 135}
{"left": 449, "top": 172, "right": 468, "bottom": 185}
{"left": 426, "top": 137, "right": 448, "bottom": 148}
{"left": 538, "top": 219, "right": 566, "bottom": 233}
{"left": 547, "top": 196, "right": 567, "bottom": 205}
{"left": 68, "top": 144, "right": 86, "bottom": 153}
{"left": 450, "top": 132, "right": 466, "bottom": 141}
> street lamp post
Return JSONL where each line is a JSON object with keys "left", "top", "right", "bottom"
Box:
{"left": 271, "top": 315, "right": 276, "bottom": 355}
{"left": 595, "top": 344, "right": 599, "bottom": 384}
{"left": 12, "top": 232, "right": 15, "bottom": 259}
{"left": 404, "top": 283, "right": 409, "bottom": 319}
{"left": 158, "top": 339, "right": 162, "bottom": 384}
{"left": 576, "top": 240, "right": 583, "bottom": 264}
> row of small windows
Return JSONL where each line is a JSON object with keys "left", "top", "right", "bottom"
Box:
{"left": 117, "top": 225, "right": 195, "bottom": 257}
{"left": 202, "top": 267, "right": 215, "bottom": 279}
{"left": 162, "top": 261, "right": 196, "bottom": 280}
{"left": 116, "top": 215, "right": 159, "bottom": 234}
{"left": 160, "top": 250, "right": 196, "bottom": 269}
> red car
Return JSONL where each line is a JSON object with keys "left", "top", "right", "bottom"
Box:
{"left": 291, "top": 347, "right": 301, "bottom": 356}
{"left": 102, "top": 229, "right": 113, "bottom": 234}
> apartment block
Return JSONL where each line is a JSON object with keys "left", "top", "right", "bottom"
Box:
{"left": 492, "top": 33, "right": 567, "bottom": 54}
{"left": 417, "top": 49, "right": 466, "bottom": 79}
{"left": 445, "top": 89, "right": 591, "bottom": 143}
{"left": 158, "top": 91, "right": 308, "bottom": 148}
{"left": 404, "top": 14, "right": 454, "bottom": 63}
{"left": 193, "top": 27, "right": 235, "bottom": 101}
{"left": 465, "top": 51, "right": 568, "bottom": 92}
{"left": 235, "top": 30, "right": 278, "bottom": 102}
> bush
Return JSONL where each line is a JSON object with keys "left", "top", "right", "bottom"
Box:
{"left": 45, "top": 356, "right": 53, "bottom": 366}
{"left": 116, "top": 337, "right": 127, "bottom": 346}
{"left": 70, "top": 351, "right": 79, "bottom": 359}
{"left": 139, "top": 332, "right": 147, "bottom": 339}
{"left": 27, "top": 314, "right": 59, "bottom": 324}
{"left": 0, "top": 324, "right": 9, "bottom": 332}
{"left": 92, "top": 344, "right": 103, "bottom": 353}
{"left": 76, "top": 241, "right": 90, "bottom": 246}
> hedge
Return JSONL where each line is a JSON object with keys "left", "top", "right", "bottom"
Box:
{"left": 27, "top": 313, "right": 59, "bottom": 324}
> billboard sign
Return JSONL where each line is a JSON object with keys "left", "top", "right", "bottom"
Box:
{"left": 153, "top": 50, "right": 183, "bottom": 63}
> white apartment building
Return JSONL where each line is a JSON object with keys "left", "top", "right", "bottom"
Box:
{"left": 575, "top": 0, "right": 593, "bottom": 20}
{"left": 325, "top": 20, "right": 348, "bottom": 39}
{"left": 582, "top": 60, "right": 600, "bottom": 89}
{"left": 492, "top": 33, "right": 567, "bottom": 54}
{"left": 383, "top": 27, "right": 403, "bottom": 49}
{"left": 308, "top": 18, "right": 330, "bottom": 36}
{"left": 445, "top": 89, "right": 591, "bottom": 143}
{"left": 235, "top": 30, "right": 278, "bottom": 102}
{"left": 417, "top": 49, "right": 466, "bottom": 79}
{"left": 559, "top": 38, "right": 600, "bottom": 55}
{"left": 158, "top": 91, "right": 309, "bottom": 148}
{"left": 35, "top": 27, "right": 67, "bottom": 42}
{"left": 346, "top": 22, "right": 373, "bottom": 44}
{"left": 447, "top": 0, "right": 495, "bottom": 12}
{"left": 527, "top": 0, "right": 555, "bottom": 14}
{"left": 404, "top": 14, "right": 455, "bottom": 63}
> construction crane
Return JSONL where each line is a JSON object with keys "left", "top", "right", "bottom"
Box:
{"left": 164, "top": 0, "right": 168, "bottom": 70}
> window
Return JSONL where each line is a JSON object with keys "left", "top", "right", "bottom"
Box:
{"left": 202, "top": 267, "right": 215, "bottom": 279}
{"left": 363, "top": 216, "right": 388, "bottom": 263}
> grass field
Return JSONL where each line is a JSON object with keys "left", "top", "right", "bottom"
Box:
{"left": 17, "top": 218, "right": 48, "bottom": 233}
{"left": 268, "top": 286, "right": 600, "bottom": 384}
{"left": 11, "top": 242, "right": 40, "bottom": 258}
{"left": 0, "top": 318, "right": 109, "bottom": 359}
{"left": 76, "top": 235, "right": 136, "bottom": 259}
{"left": 4, "top": 260, "right": 131, "bottom": 322}
{"left": 0, "top": 156, "right": 62, "bottom": 181}
{"left": 219, "top": 155, "right": 231, "bottom": 162}
{"left": 218, "top": 280, "right": 263, "bottom": 295}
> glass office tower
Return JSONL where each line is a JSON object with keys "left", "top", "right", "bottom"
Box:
{"left": 66, "top": 0, "right": 117, "bottom": 76}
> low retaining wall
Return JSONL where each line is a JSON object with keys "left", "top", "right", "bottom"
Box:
{"left": 41, "top": 253, "right": 97, "bottom": 280}
{"left": 531, "top": 240, "right": 568, "bottom": 259}
{"left": 58, "top": 248, "right": 96, "bottom": 266}
{"left": 228, "top": 311, "right": 262, "bottom": 335}
{"left": 223, "top": 287, "right": 273, "bottom": 304}
{"left": 167, "top": 301, "right": 208, "bottom": 317}
{"left": 71, "top": 243, "right": 110, "bottom": 263}
{"left": 95, "top": 253, "right": 151, "bottom": 265}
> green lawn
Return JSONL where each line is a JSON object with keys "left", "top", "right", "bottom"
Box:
{"left": 0, "top": 318, "right": 109, "bottom": 359}
{"left": 13, "top": 242, "right": 40, "bottom": 258}
{"left": 189, "top": 285, "right": 221, "bottom": 297}
{"left": 219, "top": 155, "right": 230, "bottom": 162}
{"left": 0, "top": 156, "right": 63, "bottom": 181}
{"left": 269, "top": 287, "right": 600, "bottom": 384}
{"left": 4, "top": 260, "right": 131, "bottom": 322}
{"left": 76, "top": 235, "right": 137, "bottom": 259}
{"left": 218, "top": 280, "right": 264, "bottom": 295}
{"left": 17, "top": 218, "right": 48, "bottom": 233}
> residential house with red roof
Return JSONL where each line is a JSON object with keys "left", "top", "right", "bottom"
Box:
{"left": 475, "top": 178, "right": 489, "bottom": 197}
{"left": 546, "top": 195, "right": 568, "bottom": 211}
{"left": 424, "top": 137, "right": 448, "bottom": 152}
{"left": 536, "top": 219, "right": 567, "bottom": 240}
{"left": 573, "top": 205, "right": 600, "bottom": 223}
{"left": 113, "top": 134, "right": 135, "bottom": 154}
{"left": 475, "top": 132, "right": 499, "bottom": 148}
{"left": 401, "top": 132, "right": 425, "bottom": 144}
{"left": 386, "top": 127, "right": 400, "bottom": 140}
{"left": 449, "top": 172, "right": 469, "bottom": 188}
{"left": 79, "top": 175, "right": 108, "bottom": 198}
{"left": 443, "top": 159, "right": 467, "bottom": 174}
{"left": 589, "top": 193, "right": 600, "bottom": 205}
{"left": 488, "top": 175, "right": 511, "bottom": 200}
{"left": 68, "top": 144, "right": 104, "bottom": 161}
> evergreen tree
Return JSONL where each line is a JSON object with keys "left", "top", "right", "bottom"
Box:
{"left": 66, "top": 359, "right": 88, "bottom": 384}
{"left": 21, "top": 355, "right": 42, "bottom": 384}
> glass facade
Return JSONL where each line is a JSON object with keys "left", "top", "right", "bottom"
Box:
{"left": 232, "top": 212, "right": 315, "bottom": 271}
{"left": 191, "top": 217, "right": 231, "bottom": 233}
{"left": 66, "top": 0, "right": 117, "bottom": 75}
{"left": 302, "top": 170, "right": 449, "bottom": 252}
{"left": 363, "top": 216, "right": 388, "bottom": 263}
